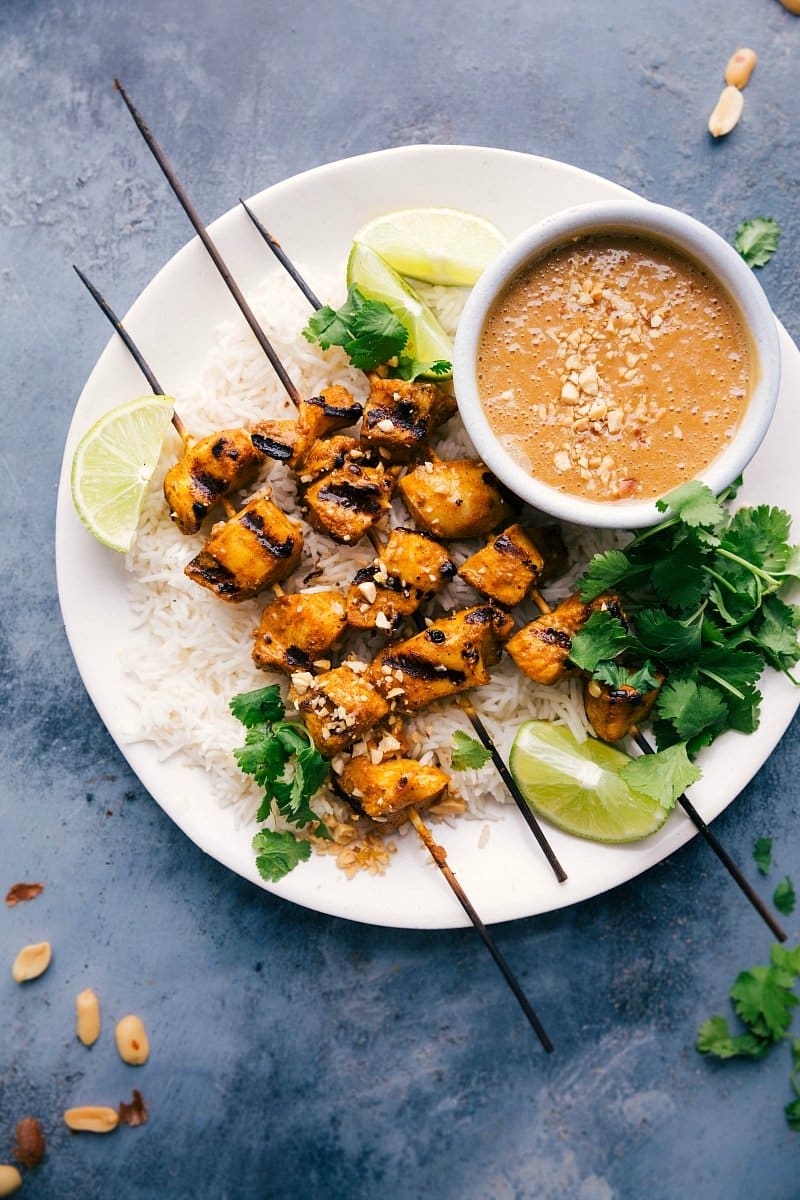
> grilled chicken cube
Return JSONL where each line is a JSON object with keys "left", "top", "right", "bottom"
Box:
{"left": 289, "top": 665, "right": 390, "bottom": 757}
{"left": 164, "top": 428, "right": 265, "bottom": 535}
{"left": 297, "top": 436, "right": 375, "bottom": 484}
{"left": 252, "top": 590, "right": 347, "bottom": 673}
{"left": 370, "top": 605, "right": 515, "bottom": 712}
{"left": 583, "top": 674, "right": 663, "bottom": 743}
{"left": 458, "top": 524, "right": 545, "bottom": 608}
{"left": 250, "top": 387, "right": 363, "bottom": 469}
{"left": 304, "top": 460, "right": 395, "bottom": 544}
{"left": 335, "top": 756, "right": 450, "bottom": 829}
{"left": 361, "top": 375, "right": 457, "bottom": 460}
{"left": 506, "top": 592, "right": 626, "bottom": 685}
{"left": 398, "top": 459, "right": 514, "bottom": 540}
{"left": 346, "top": 528, "right": 456, "bottom": 632}
{"left": 184, "top": 493, "right": 303, "bottom": 602}
{"left": 250, "top": 419, "right": 297, "bottom": 463}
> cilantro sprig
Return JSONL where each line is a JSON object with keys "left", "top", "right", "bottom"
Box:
{"left": 450, "top": 730, "right": 492, "bottom": 772}
{"left": 302, "top": 284, "right": 451, "bottom": 380}
{"left": 697, "top": 944, "right": 800, "bottom": 1130}
{"left": 574, "top": 481, "right": 800, "bottom": 756}
{"left": 229, "top": 685, "right": 331, "bottom": 883}
{"left": 734, "top": 216, "right": 781, "bottom": 269}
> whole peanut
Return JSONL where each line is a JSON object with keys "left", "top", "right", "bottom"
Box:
{"left": 11, "top": 941, "right": 51, "bottom": 983}
{"left": 76, "top": 988, "right": 101, "bottom": 1046}
{"left": 724, "top": 48, "right": 757, "bottom": 89}
{"left": 115, "top": 1014, "right": 150, "bottom": 1065}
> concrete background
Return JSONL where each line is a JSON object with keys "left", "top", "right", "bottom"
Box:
{"left": 1, "top": 1, "right": 799, "bottom": 1196}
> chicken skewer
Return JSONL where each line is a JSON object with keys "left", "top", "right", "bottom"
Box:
{"left": 115, "top": 77, "right": 568, "bottom": 888}
{"left": 516, "top": 588, "right": 787, "bottom": 941}
{"left": 83, "top": 104, "right": 555, "bottom": 1049}
{"left": 232, "top": 203, "right": 789, "bottom": 941}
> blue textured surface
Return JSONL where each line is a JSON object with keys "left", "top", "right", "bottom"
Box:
{"left": 1, "top": 1, "right": 799, "bottom": 1196}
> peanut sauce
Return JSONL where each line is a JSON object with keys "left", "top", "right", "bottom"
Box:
{"left": 477, "top": 235, "right": 752, "bottom": 502}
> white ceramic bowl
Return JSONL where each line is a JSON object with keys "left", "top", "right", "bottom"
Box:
{"left": 453, "top": 199, "right": 781, "bottom": 528}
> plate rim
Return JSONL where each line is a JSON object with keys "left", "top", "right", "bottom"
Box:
{"left": 55, "top": 143, "right": 800, "bottom": 929}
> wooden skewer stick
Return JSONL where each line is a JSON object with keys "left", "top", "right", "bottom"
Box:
{"left": 102, "top": 82, "right": 557, "bottom": 1047}
{"left": 407, "top": 807, "right": 553, "bottom": 1050}
{"left": 530, "top": 587, "right": 786, "bottom": 941}
{"left": 73, "top": 265, "right": 189, "bottom": 446}
{"left": 236, "top": 202, "right": 568, "bottom": 885}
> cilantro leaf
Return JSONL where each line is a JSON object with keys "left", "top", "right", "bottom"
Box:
{"left": 631, "top": 609, "right": 702, "bottom": 661}
{"left": 696, "top": 1016, "right": 770, "bottom": 1060}
{"left": 697, "top": 646, "right": 763, "bottom": 697}
{"left": 395, "top": 357, "right": 452, "bottom": 381}
{"left": 656, "top": 677, "right": 727, "bottom": 742}
{"left": 251, "top": 829, "right": 312, "bottom": 882}
{"left": 656, "top": 480, "right": 726, "bottom": 531}
{"left": 229, "top": 685, "right": 284, "bottom": 728}
{"left": 775, "top": 877, "right": 797, "bottom": 916}
{"left": 593, "top": 659, "right": 662, "bottom": 693}
{"left": 753, "top": 836, "right": 773, "bottom": 876}
{"left": 620, "top": 742, "right": 701, "bottom": 810}
{"left": 731, "top": 966, "right": 798, "bottom": 1041}
{"left": 650, "top": 541, "right": 709, "bottom": 610}
{"left": 568, "top": 610, "right": 629, "bottom": 672}
{"left": 785, "top": 1097, "right": 800, "bottom": 1132}
{"left": 734, "top": 216, "right": 781, "bottom": 269}
{"left": 450, "top": 731, "right": 491, "bottom": 771}
{"left": 771, "top": 944, "right": 800, "bottom": 977}
{"left": 576, "top": 549, "right": 632, "bottom": 602}
{"left": 302, "top": 285, "right": 408, "bottom": 370}
{"left": 722, "top": 505, "right": 794, "bottom": 575}
{"left": 234, "top": 726, "right": 289, "bottom": 790}
{"left": 750, "top": 596, "right": 800, "bottom": 672}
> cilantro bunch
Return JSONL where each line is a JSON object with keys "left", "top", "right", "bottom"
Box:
{"left": 697, "top": 943, "right": 800, "bottom": 1131}
{"left": 303, "top": 285, "right": 451, "bottom": 381}
{"left": 229, "top": 685, "right": 331, "bottom": 882}
{"left": 575, "top": 480, "right": 800, "bottom": 757}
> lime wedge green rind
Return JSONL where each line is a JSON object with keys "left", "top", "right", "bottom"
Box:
{"left": 346, "top": 242, "right": 454, "bottom": 378}
{"left": 353, "top": 207, "right": 506, "bottom": 286}
{"left": 71, "top": 395, "right": 175, "bottom": 553}
{"left": 509, "top": 720, "right": 669, "bottom": 843}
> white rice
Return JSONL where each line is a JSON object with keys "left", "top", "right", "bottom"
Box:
{"left": 120, "top": 269, "right": 619, "bottom": 831}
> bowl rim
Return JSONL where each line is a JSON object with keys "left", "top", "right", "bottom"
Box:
{"left": 453, "top": 198, "right": 782, "bottom": 528}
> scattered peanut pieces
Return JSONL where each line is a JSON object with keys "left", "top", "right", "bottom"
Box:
{"left": 118, "top": 1090, "right": 148, "bottom": 1127}
{"left": 724, "top": 48, "right": 757, "bottom": 89}
{"left": 75, "top": 988, "right": 101, "bottom": 1047}
{"left": 5, "top": 882, "right": 44, "bottom": 907}
{"left": 115, "top": 1014, "right": 150, "bottom": 1065}
{"left": 11, "top": 942, "right": 51, "bottom": 984}
{"left": 64, "top": 1106, "right": 119, "bottom": 1134}
{"left": 0, "top": 1166, "right": 22, "bottom": 1197}
{"left": 708, "top": 85, "right": 744, "bottom": 138}
{"left": 13, "top": 1117, "right": 45, "bottom": 1168}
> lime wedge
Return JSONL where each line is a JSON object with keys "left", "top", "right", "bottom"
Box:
{"left": 354, "top": 207, "right": 506, "bottom": 286}
{"left": 70, "top": 395, "right": 175, "bottom": 552}
{"left": 509, "top": 721, "right": 669, "bottom": 843}
{"left": 346, "top": 242, "right": 453, "bottom": 377}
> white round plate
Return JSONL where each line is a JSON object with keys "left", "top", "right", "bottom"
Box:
{"left": 56, "top": 145, "right": 800, "bottom": 929}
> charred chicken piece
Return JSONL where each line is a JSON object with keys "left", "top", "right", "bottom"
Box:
{"left": 184, "top": 492, "right": 303, "bottom": 602}
{"left": 297, "top": 436, "right": 370, "bottom": 484}
{"left": 370, "top": 605, "right": 515, "bottom": 712}
{"left": 289, "top": 664, "right": 390, "bottom": 757}
{"left": 398, "top": 459, "right": 515, "bottom": 540}
{"left": 164, "top": 428, "right": 265, "bottom": 535}
{"left": 250, "top": 386, "right": 363, "bottom": 469}
{"left": 506, "top": 592, "right": 626, "bottom": 685}
{"left": 252, "top": 590, "right": 347, "bottom": 674}
{"left": 335, "top": 756, "right": 450, "bottom": 830}
{"left": 583, "top": 674, "right": 664, "bottom": 743}
{"left": 360, "top": 374, "right": 457, "bottom": 461}
{"left": 346, "top": 528, "right": 456, "bottom": 633}
{"left": 303, "top": 459, "right": 395, "bottom": 544}
{"left": 458, "top": 524, "right": 546, "bottom": 608}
